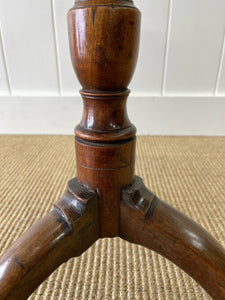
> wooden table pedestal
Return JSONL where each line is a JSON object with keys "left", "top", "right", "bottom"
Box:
{"left": 0, "top": 1, "right": 225, "bottom": 299}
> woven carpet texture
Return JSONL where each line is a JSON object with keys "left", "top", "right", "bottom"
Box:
{"left": 0, "top": 136, "right": 224, "bottom": 300}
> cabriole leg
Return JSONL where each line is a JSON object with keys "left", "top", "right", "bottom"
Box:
{"left": 120, "top": 176, "right": 225, "bottom": 299}
{"left": 0, "top": 178, "right": 99, "bottom": 299}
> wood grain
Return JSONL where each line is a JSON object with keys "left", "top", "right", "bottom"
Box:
{"left": 120, "top": 176, "right": 225, "bottom": 300}
{"left": 0, "top": 1, "right": 225, "bottom": 299}
{"left": 68, "top": 0, "right": 140, "bottom": 237}
{"left": 0, "top": 178, "right": 99, "bottom": 299}
{"left": 68, "top": 1, "right": 140, "bottom": 91}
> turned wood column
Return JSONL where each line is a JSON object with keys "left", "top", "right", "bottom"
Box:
{"left": 68, "top": 0, "right": 141, "bottom": 237}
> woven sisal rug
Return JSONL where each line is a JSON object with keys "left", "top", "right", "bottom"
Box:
{"left": 0, "top": 136, "right": 224, "bottom": 299}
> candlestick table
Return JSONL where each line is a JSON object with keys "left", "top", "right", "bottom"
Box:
{"left": 0, "top": 1, "right": 225, "bottom": 299}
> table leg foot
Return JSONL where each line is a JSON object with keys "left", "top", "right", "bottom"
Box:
{"left": 120, "top": 176, "right": 225, "bottom": 299}
{"left": 0, "top": 178, "right": 99, "bottom": 299}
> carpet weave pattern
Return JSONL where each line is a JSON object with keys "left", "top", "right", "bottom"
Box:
{"left": 0, "top": 136, "right": 224, "bottom": 300}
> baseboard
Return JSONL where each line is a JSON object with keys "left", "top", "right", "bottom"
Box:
{"left": 0, "top": 96, "right": 224, "bottom": 135}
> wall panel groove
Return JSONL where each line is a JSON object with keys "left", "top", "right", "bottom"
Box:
{"left": 0, "top": 0, "right": 60, "bottom": 95}
{"left": 129, "top": 0, "right": 170, "bottom": 95}
{"left": 51, "top": 0, "right": 63, "bottom": 95}
{"left": 0, "top": 1, "right": 224, "bottom": 134}
{"left": 0, "top": 26, "right": 11, "bottom": 95}
{"left": 53, "top": 0, "right": 79, "bottom": 95}
{"left": 216, "top": 30, "right": 225, "bottom": 95}
{"left": 162, "top": 0, "right": 173, "bottom": 95}
{"left": 164, "top": 0, "right": 225, "bottom": 95}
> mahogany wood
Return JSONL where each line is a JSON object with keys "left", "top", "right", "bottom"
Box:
{"left": 68, "top": 0, "right": 140, "bottom": 237}
{"left": 120, "top": 176, "right": 225, "bottom": 300}
{"left": 0, "top": 178, "right": 99, "bottom": 299}
{"left": 68, "top": 0, "right": 140, "bottom": 91}
{"left": 0, "top": 0, "right": 225, "bottom": 299}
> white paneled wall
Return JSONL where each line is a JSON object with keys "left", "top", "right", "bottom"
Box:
{"left": 0, "top": 0, "right": 59, "bottom": 95}
{"left": 130, "top": 0, "right": 170, "bottom": 94}
{"left": 164, "top": 0, "right": 225, "bottom": 95}
{"left": 53, "top": 0, "right": 79, "bottom": 94}
{"left": 0, "top": 0, "right": 224, "bottom": 135}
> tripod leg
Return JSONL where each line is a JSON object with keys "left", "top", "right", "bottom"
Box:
{"left": 0, "top": 178, "right": 99, "bottom": 299}
{"left": 120, "top": 176, "right": 225, "bottom": 300}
